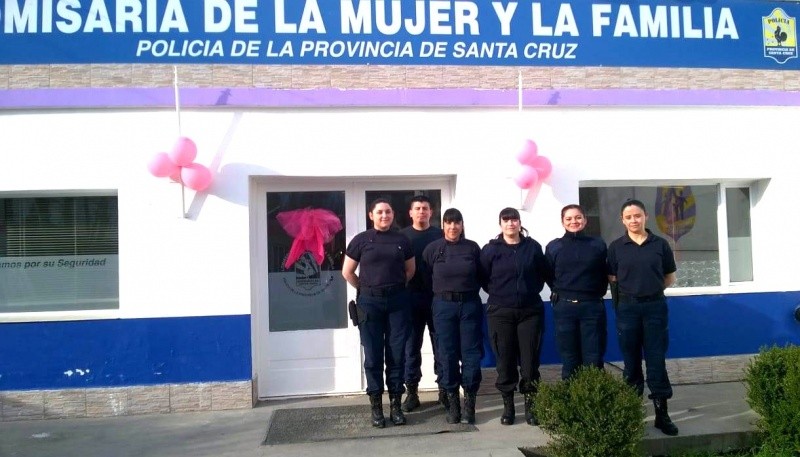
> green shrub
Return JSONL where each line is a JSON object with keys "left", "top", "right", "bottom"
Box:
{"left": 533, "top": 366, "right": 645, "bottom": 457}
{"left": 744, "top": 344, "right": 800, "bottom": 455}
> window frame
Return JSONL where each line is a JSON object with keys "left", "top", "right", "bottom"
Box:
{"left": 0, "top": 189, "right": 120, "bottom": 322}
{"left": 579, "top": 179, "right": 757, "bottom": 294}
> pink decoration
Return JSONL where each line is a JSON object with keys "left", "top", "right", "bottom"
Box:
{"left": 169, "top": 168, "right": 183, "bottom": 183}
{"left": 529, "top": 155, "right": 553, "bottom": 180}
{"left": 148, "top": 136, "right": 214, "bottom": 195}
{"left": 277, "top": 208, "right": 343, "bottom": 269}
{"left": 181, "top": 163, "right": 213, "bottom": 191}
{"left": 169, "top": 136, "right": 197, "bottom": 167}
{"left": 516, "top": 140, "right": 538, "bottom": 165}
{"left": 514, "top": 165, "right": 539, "bottom": 190}
{"left": 147, "top": 152, "right": 179, "bottom": 178}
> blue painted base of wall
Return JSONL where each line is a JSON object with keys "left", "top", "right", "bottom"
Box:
{"left": 2, "top": 291, "right": 799, "bottom": 391}
{"left": 483, "top": 291, "right": 800, "bottom": 367}
{"left": 0, "top": 315, "right": 251, "bottom": 391}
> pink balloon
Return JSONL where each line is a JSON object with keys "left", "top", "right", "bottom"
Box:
{"left": 530, "top": 155, "right": 553, "bottom": 180}
{"left": 516, "top": 140, "right": 538, "bottom": 165}
{"left": 169, "top": 137, "right": 197, "bottom": 167}
{"left": 169, "top": 168, "right": 183, "bottom": 183}
{"left": 181, "top": 163, "right": 213, "bottom": 191}
{"left": 147, "top": 152, "right": 179, "bottom": 178}
{"left": 514, "top": 165, "right": 539, "bottom": 190}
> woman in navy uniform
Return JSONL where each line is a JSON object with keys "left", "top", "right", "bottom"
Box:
{"left": 480, "top": 207, "right": 549, "bottom": 426}
{"left": 422, "top": 208, "right": 484, "bottom": 424}
{"left": 342, "top": 198, "right": 415, "bottom": 428}
{"left": 607, "top": 199, "right": 679, "bottom": 436}
{"left": 545, "top": 204, "right": 608, "bottom": 380}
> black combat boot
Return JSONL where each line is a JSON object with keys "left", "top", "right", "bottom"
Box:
{"left": 438, "top": 387, "right": 450, "bottom": 411}
{"left": 401, "top": 383, "right": 420, "bottom": 412}
{"left": 500, "top": 392, "right": 515, "bottom": 425}
{"left": 463, "top": 392, "right": 477, "bottom": 424}
{"left": 389, "top": 393, "right": 407, "bottom": 425}
{"left": 524, "top": 392, "right": 538, "bottom": 426}
{"left": 653, "top": 398, "right": 679, "bottom": 436}
{"left": 369, "top": 393, "right": 385, "bottom": 428}
{"left": 445, "top": 390, "right": 461, "bottom": 424}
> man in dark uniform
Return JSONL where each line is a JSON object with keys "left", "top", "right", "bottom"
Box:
{"left": 608, "top": 199, "right": 679, "bottom": 436}
{"left": 400, "top": 195, "right": 445, "bottom": 412}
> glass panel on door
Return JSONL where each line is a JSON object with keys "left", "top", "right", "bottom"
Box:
{"left": 364, "top": 189, "right": 442, "bottom": 229}
{"left": 266, "top": 191, "right": 347, "bottom": 332}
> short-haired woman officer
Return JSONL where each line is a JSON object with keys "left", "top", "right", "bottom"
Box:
{"left": 545, "top": 204, "right": 608, "bottom": 380}
{"left": 422, "top": 208, "right": 485, "bottom": 424}
{"left": 607, "top": 199, "right": 679, "bottom": 436}
{"left": 480, "top": 207, "right": 549, "bottom": 426}
{"left": 342, "top": 198, "right": 415, "bottom": 428}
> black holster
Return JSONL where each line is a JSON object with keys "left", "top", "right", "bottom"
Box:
{"left": 348, "top": 300, "right": 366, "bottom": 327}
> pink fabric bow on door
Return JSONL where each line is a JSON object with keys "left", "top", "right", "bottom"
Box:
{"left": 276, "top": 208, "right": 343, "bottom": 269}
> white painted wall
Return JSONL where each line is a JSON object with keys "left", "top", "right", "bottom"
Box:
{"left": 1, "top": 105, "right": 797, "bottom": 320}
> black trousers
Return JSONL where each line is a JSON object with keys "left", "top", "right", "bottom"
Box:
{"left": 404, "top": 290, "right": 440, "bottom": 385}
{"left": 615, "top": 296, "right": 673, "bottom": 399}
{"left": 486, "top": 305, "right": 544, "bottom": 394}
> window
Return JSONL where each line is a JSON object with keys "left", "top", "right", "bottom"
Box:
{"left": 266, "top": 190, "right": 347, "bottom": 331}
{"left": 0, "top": 194, "right": 119, "bottom": 313}
{"left": 580, "top": 184, "right": 753, "bottom": 288}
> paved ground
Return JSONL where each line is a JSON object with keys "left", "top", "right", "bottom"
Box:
{"left": 0, "top": 381, "right": 758, "bottom": 457}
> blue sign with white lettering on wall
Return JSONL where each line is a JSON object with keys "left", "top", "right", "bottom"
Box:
{"left": 0, "top": 0, "right": 798, "bottom": 69}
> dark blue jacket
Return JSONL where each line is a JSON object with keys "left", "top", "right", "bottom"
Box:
{"left": 545, "top": 231, "right": 609, "bottom": 300}
{"left": 480, "top": 236, "right": 549, "bottom": 310}
{"left": 422, "top": 237, "right": 484, "bottom": 294}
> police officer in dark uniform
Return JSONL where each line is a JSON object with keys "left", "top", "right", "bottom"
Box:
{"left": 399, "top": 195, "right": 445, "bottom": 412}
{"left": 342, "top": 198, "right": 415, "bottom": 428}
{"left": 545, "top": 204, "right": 608, "bottom": 380}
{"left": 607, "top": 199, "right": 679, "bottom": 436}
{"left": 480, "top": 207, "right": 549, "bottom": 426}
{"left": 421, "top": 208, "right": 485, "bottom": 424}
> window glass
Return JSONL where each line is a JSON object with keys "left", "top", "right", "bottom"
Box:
{"left": 726, "top": 187, "right": 754, "bottom": 282}
{"left": 266, "top": 191, "right": 347, "bottom": 332}
{"left": 580, "top": 185, "right": 721, "bottom": 288}
{"left": 0, "top": 195, "right": 119, "bottom": 313}
{"left": 364, "top": 190, "right": 442, "bottom": 229}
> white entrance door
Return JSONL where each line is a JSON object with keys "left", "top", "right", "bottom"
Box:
{"left": 254, "top": 177, "right": 453, "bottom": 399}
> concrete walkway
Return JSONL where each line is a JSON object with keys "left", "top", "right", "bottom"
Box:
{"left": 0, "top": 381, "right": 758, "bottom": 457}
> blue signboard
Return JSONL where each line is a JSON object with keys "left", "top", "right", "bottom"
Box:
{"left": 1, "top": 0, "right": 798, "bottom": 69}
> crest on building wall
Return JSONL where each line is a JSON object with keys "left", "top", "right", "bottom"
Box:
{"left": 763, "top": 8, "right": 798, "bottom": 64}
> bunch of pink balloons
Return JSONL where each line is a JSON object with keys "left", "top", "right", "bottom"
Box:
{"left": 147, "top": 137, "right": 213, "bottom": 191}
{"left": 514, "top": 139, "right": 552, "bottom": 189}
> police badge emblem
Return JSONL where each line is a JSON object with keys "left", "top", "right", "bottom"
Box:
{"left": 763, "top": 8, "right": 798, "bottom": 64}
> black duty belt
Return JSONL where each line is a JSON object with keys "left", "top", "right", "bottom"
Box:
{"left": 361, "top": 284, "right": 406, "bottom": 298}
{"left": 618, "top": 292, "right": 664, "bottom": 304}
{"left": 435, "top": 291, "right": 479, "bottom": 302}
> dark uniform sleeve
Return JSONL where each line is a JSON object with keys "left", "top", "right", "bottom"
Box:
{"left": 532, "top": 241, "right": 550, "bottom": 290}
{"left": 479, "top": 243, "right": 492, "bottom": 292}
{"left": 661, "top": 238, "right": 677, "bottom": 275}
{"left": 421, "top": 240, "right": 438, "bottom": 292}
{"left": 473, "top": 242, "right": 488, "bottom": 290}
{"left": 401, "top": 236, "right": 415, "bottom": 261}
{"left": 543, "top": 239, "right": 558, "bottom": 289}
{"left": 607, "top": 239, "right": 618, "bottom": 277}
{"left": 345, "top": 232, "right": 364, "bottom": 262}
{"left": 599, "top": 240, "right": 611, "bottom": 277}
